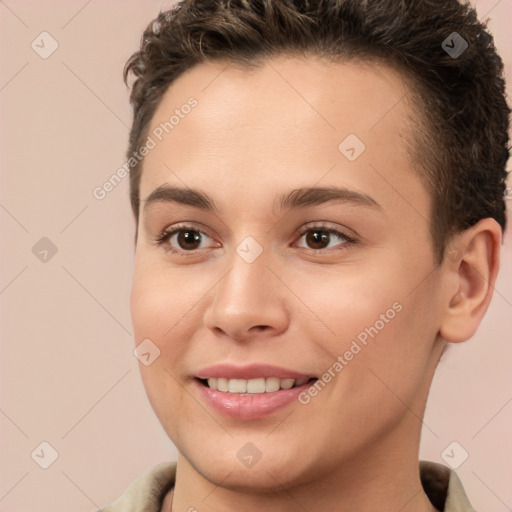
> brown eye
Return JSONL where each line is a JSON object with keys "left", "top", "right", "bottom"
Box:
{"left": 175, "top": 230, "right": 203, "bottom": 251}
{"left": 304, "top": 229, "right": 333, "bottom": 250}
{"left": 155, "top": 224, "right": 217, "bottom": 255}
{"left": 295, "top": 224, "right": 354, "bottom": 252}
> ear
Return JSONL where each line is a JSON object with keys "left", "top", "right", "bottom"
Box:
{"left": 439, "top": 218, "right": 502, "bottom": 343}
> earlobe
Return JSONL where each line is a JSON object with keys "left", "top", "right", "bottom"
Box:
{"left": 439, "top": 218, "right": 502, "bottom": 344}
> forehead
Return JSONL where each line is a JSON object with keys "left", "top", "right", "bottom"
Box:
{"left": 139, "top": 55, "right": 429, "bottom": 225}
{"left": 145, "top": 55, "right": 416, "bottom": 145}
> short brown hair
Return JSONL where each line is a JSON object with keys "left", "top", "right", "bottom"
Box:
{"left": 124, "top": 0, "right": 510, "bottom": 264}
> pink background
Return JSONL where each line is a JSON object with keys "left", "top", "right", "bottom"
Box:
{"left": 0, "top": 1, "right": 511, "bottom": 510}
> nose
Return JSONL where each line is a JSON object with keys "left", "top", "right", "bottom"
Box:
{"left": 202, "top": 247, "right": 289, "bottom": 342}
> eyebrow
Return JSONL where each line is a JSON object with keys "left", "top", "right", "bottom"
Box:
{"left": 143, "top": 184, "right": 382, "bottom": 214}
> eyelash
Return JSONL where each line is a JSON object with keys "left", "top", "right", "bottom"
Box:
{"left": 153, "top": 222, "right": 357, "bottom": 257}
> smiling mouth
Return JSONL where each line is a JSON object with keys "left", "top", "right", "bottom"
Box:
{"left": 197, "top": 377, "right": 317, "bottom": 394}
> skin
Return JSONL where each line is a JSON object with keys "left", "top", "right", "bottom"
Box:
{"left": 130, "top": 55, "right": 501, "bottom": 512}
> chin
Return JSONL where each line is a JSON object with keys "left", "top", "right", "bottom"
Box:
{"left": 200, "top": 457, "right": 307, "bottom": 492}
{"left": 176, "top": 434, "right": 321, "bottom": 493}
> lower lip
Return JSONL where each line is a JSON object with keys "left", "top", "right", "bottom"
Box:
{"left": 195, "top": 379, "right": 314, "bottom": 420}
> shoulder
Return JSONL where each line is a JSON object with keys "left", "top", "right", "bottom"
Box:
{"left": 98, "top": 461, "right": 177, "bottom": 512}
{"left": 420, "top": 460, "right": 477, "bottom": 512}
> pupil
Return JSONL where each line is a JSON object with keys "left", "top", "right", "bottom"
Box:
{"left": 307, "top": 230, "right": 329, "bottom": 249}
{"left": 178, "top": 230, "right": 201, "bottom": 250}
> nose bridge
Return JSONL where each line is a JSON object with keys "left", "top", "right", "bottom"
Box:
{"left": 217, "top": 243, "right": 276, "bottom": 313}
{"left": 203, "top": 239, "right": 289, "bottom": 339}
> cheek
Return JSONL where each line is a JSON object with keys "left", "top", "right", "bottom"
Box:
{"left": 296, "top": 261, "right": 440, "bottom": 397}
{"left": 130, "top": 263, "right": 184, "bottom": 385}
{"left": 130, "top": 272, "right": 167, "bottom": 342}
{"left": 130, "top": 258, "right": 198, "bottom": 344}
{"left": 289, "top": 264, "right": 403, "bottom": 353}
{"left": 131, "top": 267, "right": 195, "bottom": 440}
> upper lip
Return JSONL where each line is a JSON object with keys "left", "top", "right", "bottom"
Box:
{"left": 196, "top": 363, "right": 316, "bottom": 380}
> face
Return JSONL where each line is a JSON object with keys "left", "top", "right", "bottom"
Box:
{"left": 130, "top": 56, "right": 447, "bottom": 490}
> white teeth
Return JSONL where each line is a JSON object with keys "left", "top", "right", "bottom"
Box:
{"left": 280, "top": 378, "right": 295, "bottom": 389}
{"left": 247, "top": 378, "right": 266, "bottom": 393}
{"left": 228, "top": 379, "right": 246, "bottom": 393}
{"left": 204, "top": 377, "right": 311, "bottom": 393}
{"left": 217, "top": 378, "right": 228, "bottom": 392}
{"left": 265, "top": 377, "right": 280, "bottom": 392}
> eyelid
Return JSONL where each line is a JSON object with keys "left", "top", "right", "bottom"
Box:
{"left": 293, "top": 221, "right": 357, "bottom": 241}
{"left": 154, "top": 222, "right": 217, "bottom": 249}
{"left": 292, "top": 222, "right": 357, "bottom": 253}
